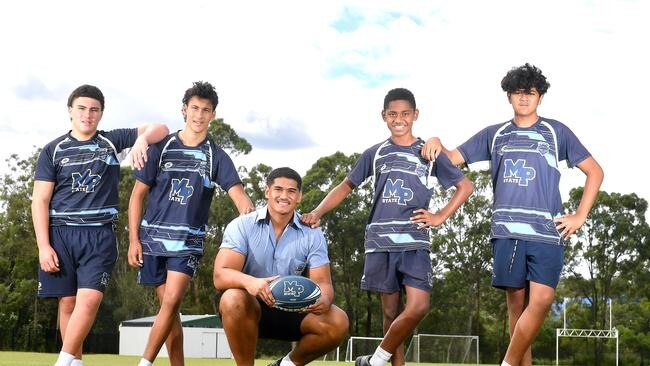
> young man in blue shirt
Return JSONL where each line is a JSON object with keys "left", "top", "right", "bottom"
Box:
{"left": 421, "top": 63, "right": 604, "bottom": 366}
{"left": 301, "top": 88, "right": 473, "bottom": 366}
{"left": 214, "top": 167, "right": 349, "bottom": 366}
{"left": 32, "top": 84, "right": 169, "bottom": 366}
{"left": 128, "top": 81, "right": 254, "bottom": 366}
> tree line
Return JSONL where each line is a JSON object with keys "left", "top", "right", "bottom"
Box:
{"left": 0, "top": 120, "right": 648, "bottom": 364}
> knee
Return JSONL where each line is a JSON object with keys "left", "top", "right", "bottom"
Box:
{"left": 160, "top": 292, "right": 184, "bottom": 312}
{"left": 382, "top": 304, "right": 400, "bottom": 322}
{"left": 323, "top": 308, "right": 349, "bottom": 343}
{"left": 59, "top": 297, "right": 76, "bottom": 314}
{"left": 219, "top": 289, "right": 253, "bottom": 319}
{"left": 404, "top": 300, "right": 429, "bottom": 320}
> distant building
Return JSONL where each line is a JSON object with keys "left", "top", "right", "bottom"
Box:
{"left": 119, "top": 314, "right": 232, "bottom": 358}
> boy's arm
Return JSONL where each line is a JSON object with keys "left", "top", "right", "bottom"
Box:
{"left": 554, "top": 156, "right": 604, "bottom": 238}
{"left": 421, "top": 137, "right": 466, "bottom": 166}
{"left": 130, "top": 124, "right": 170, "bottom": 170}
{"left": 301, "top": 178, "right": 355, "bottom": 228}
{"left": 410, "top": 177, "right": 474, "bottom": 228}
{"left": 213, "top": 248, "right": 279, "bottom": 307}
{"left": 226, "top": 184, "right": 255, "bottom": 215}
{"left": 32, "top": 181, "right": 58, "bottom": 272}
{"left": 127, "top": 181, "right": 150, "bottom": 268}
{"left": 303, "top": 264, "right": 335, "bottom": 315}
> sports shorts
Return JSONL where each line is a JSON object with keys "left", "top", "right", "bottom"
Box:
{"left": 257, "top": 299, "right": 307, "bottom": 341}
{"left": 137, "top": 253, "right": 202, "bottom": 286}
{"left": 491, "top": 238, "right": 564, "bottom": 290}
{"left": 360, "top": 249, "right": 433, "bottom": 293}
{"left": 38, "top": 225, "right": 117, "bottom": 297}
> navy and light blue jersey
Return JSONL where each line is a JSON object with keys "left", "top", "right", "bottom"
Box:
{"left": 135, "top": 132, "right": 241, "bottom": 257}
{"left": 458, "top": 117, "right": 590, "bottom": 245}
{"left": 349, "top": 138, "right": 465, "bottom": 253}
{"left": 220, "top": 206, "right": 329, "bottom": 278}
{"left": 34, "top": 129, "right": 138, "bottom": 226}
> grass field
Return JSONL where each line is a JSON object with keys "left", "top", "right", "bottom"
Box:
{"left": 0, "top": 352, "right": 496, "bottom": 366}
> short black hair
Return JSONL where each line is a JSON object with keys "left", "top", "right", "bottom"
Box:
{"left": 182, "top": 81, "right": 219, "bottom": 111}
{"left": 501, "top": 63, "right": 550, "bottom": 95}
{"left": 67, "top": 84, "right": 105, "bottom": 111}
{"left": 266, "top": 167, "right": 302, "bottom": 191}
{"left": 383, "top": 88, "right": 416, "bottom": 110}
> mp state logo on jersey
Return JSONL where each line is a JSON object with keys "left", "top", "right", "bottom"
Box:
{"left": 71, "top": 169, "right": 101, "bottom": 193}
{"left": 169, "top": 178, "right": 194, "bottom": 204}
{"left": 283, "top": 280, "right": 305, "bottom": 298}
{"left": 382, "top": 178, "right": 414, "bottom": 205}
{"left": 503, "top": 159, "right": 536, "bottom": 186}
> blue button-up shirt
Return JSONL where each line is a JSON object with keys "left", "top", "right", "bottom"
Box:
{"left": 220, "top": 206, "right": 329, "bottom": 278}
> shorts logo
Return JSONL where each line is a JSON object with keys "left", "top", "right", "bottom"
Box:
{"left": 382, "top": 178, "right": 413, "bottom": 205}
{"left": 100, "top": 272, "right": 111, "bottom": 287}
{"left": 71, "top": 169, "right": 101, "bottom": 192}
{"left": 282, "top": 280, "right": 304, "bottom": 298}
{"left": 169, "top": 178, "right": 194, "bottom": 204}
{"left": 503, "top": 159, "right": 536, "bottom": 186}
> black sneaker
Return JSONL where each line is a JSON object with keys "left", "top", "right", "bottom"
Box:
{"left": 267, "top": 358, "right": 282, "bottom": 366}
{"left": 355, "top": 355, "right": 372, "bottom": 366}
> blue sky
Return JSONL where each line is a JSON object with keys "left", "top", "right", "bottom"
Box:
{"left": 1, "top": 0, "right": 649, "bottom": 206}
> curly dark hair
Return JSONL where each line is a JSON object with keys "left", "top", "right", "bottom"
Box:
{"left": 182, "top": 81, "right": 219, "bottom": 111}
{"left": 383, "top": 88, "right": 416, "bottom": 110}
{"left": 501, "top": 63, "right": 550, "bottom": 95}
{"left": 67, "top": 84, "right": 105, "bottom": 111}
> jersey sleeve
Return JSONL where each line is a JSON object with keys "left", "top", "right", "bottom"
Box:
{"left": 432, "top": 152, "right": 465, "bottom": 189}
{"left": 219, "top": 217, "right": 249, "bottom": 256}
{"left": 104, "top": 128, "right": 138, "bottom": 152}
{"left": 133, "top": 142, "right": 161, "bottom": 186}
{"left": 213, "top": 147, "right": 242, "bottom": 192}
{"left": 347, "top": 146, "right": 377, "bottom": 187}
{"left": 34, "top": 145, "right": 56, "bottom": 182}
{"left": 457, "top": 126, "right": 495, "bottom": 164}
{"left": 557, "top": 124, "right": 591, "bottom": 167}
{"left": 306, "top": 228, "right": 330, "bottom": 269}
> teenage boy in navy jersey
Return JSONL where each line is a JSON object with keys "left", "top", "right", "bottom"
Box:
{"left": 421, "top": 63, "right": 604, "bottom": 366}
{"left": 128, "top": 81, "right": 254, "bottom": 366}
{"left": 301, "top": 88, "right": 473, "bottom": 366}
{"left": 32, "top": 84, "right": 169, "bottom": 366}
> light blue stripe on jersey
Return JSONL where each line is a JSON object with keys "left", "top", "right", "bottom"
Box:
{"left": 377, "top": 233, "right": 430, "bottom": 245}
{"left": 50, "top": 208, "right": 118, "bottom": 216}
{"left": 368, "top": 220, "right": 413, "bottom": 226}
{"left": 166, "top": 149, "right": 207, "bottom": 160}
{"left": 156, "top": 239, "right": 188, "bottom": 252}
{"left": 493, "top": 208, "right": 553, "bottom": 220}
{"left": 141, "top": 219, "right": 206, "bottom": 235}
{"left": 380, "top": 151, "right": 422, "bottom": 164}
{"left": 494, "top": 221, "right": 561, "bottom": 241}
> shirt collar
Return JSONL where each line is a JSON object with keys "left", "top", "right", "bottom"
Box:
{"left": 255, "top": 205, "right": 306, "bottom": 232}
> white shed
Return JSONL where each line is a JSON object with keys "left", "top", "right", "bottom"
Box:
{"left": 119, "top": 314, "right": 232, "bottom": 359}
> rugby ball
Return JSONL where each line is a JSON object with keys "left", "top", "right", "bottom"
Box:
{"left": 269, "top": 275, "right": 321, "bottom": 312}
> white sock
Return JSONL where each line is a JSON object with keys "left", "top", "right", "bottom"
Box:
{"left": 279, "top": 354, "right": 295, "bottom": 366}
{"left": 71, "top": 360, "right": 83, "bottom": 366}
{"left": 54, "top": 351, "right": 75, "bottom": 366}
{"left": 369, "top": 346, "right": 392, "bottom": 366}
{"left": 501, "top": 361, "right": 512, "bottom": 366}
{"left": 138, "top": 358, "right": 153, "bottom": 366}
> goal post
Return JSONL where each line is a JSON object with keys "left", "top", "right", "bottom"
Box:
{"left": 555, "top": 298, "right": 619, "bottom": 365}
{"left": 345, "top": 336, "right": 384, "bottom": 362}
{"left": 405, "top": 333, "right": 479, "bottom": 364}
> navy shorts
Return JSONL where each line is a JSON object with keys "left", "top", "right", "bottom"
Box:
{"left": 38, "top": 225, "right": 117, "bottom": 298}
{"left": 360, "top": 249, "right": 433, "bottom": 293}
{"left": 137, "top": 254, "right": 202, "bottom": 286}
{"left": 258, "top": 299, "right": 307, "bottom": 341}
{"left": 491, "top": 238, "right": 564, "bottom": 290}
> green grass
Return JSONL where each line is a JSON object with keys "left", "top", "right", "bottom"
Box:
{"left": 0, "top": 352, "right": 496, "bottom": 366}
